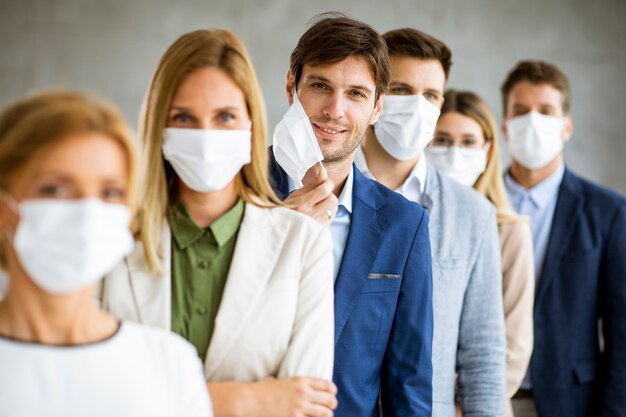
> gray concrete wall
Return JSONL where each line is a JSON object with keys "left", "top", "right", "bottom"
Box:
{"left": 1, "top": 0, "right": 624, "bottom": 194}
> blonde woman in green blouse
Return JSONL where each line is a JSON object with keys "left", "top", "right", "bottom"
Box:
{"left": 101, "top": 30, "right": 337, "bottom": 417}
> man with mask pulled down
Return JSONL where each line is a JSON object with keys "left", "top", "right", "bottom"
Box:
{"left": 501, "top": 60, "right": 626, "bottom": 417}
{"left": 354, "top": 28, "right": 506, "bottom": 417}
{"left": 270, "top": 14, "right": 434, "bottom": 417}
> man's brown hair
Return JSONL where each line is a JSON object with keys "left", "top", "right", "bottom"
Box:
{"left": 501, "top": 60, "right": 571, "bottom": 114}
{"left": 290, "top": 12, "right": 390, "bottom": 99}
{"left": 383, "top": 28, "right": 452, "bottom": 80}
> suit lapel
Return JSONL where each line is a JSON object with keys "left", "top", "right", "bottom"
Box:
{"left": 334, "top": 168, "right": 385, "bottom": 343}
{"left": 204, "top": 204, "right": 287, "bottom": 379}
{"left": 535, "top": 169, "right": 583, "bottom": 306}
{"left": 126, "top": 223, "right": 172, "bottom": 329}
{"left": 422, "top": 164, "right": 441, "bottom": 257}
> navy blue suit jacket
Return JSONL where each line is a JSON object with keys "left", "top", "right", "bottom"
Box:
{"left": 531, "top": 168, "right": 626, "bottom": 416}
{"left": 269, "top": 153, "right": 433, "bottom": 416}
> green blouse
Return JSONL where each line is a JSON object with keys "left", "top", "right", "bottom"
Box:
{"left": 169, "top": 199, "right": 245, "bottom": 359}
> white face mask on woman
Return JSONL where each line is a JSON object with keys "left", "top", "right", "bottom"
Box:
{"left": 163, "top": 127, "right": 252, "bottom": 192}
{"left": 374, "top": 94, "right": 441, "bottom": 161}
{"left": 2, "top": 194, "right": 133, "bottom": 294}
{"left": 425, "top": 146, "right": 488, "bottom": 187}
{"left": 506, "top": 111, "right": 565, "bottom": 170}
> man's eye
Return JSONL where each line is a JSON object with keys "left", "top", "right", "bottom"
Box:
{"left": 350, "top": 90, "right": 366, "bottom": 99}
{"left": 390, "top": 87, "right": 409, "bottom": 95}
{"left": 311, "top": 83, "right": 328, "bottom": 90}
{"left": 432, "top": 136, "right": 452, "bottom": 146}
{"left": 424, "top": 92, "right": 438, "bottom": 102}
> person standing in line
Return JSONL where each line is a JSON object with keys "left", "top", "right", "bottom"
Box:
{"left": 354, "top": 28, "right": 506, "bottom": 417}
{"left": 269, "top": 13, "right": 434, "bottom": 417}
{"left": 0, "top": 90, "right": 213, "bottom": 417}
{"left": 428, "top": 89, "right": 535, "bottom": 417}
{"left": 501, "top": 60, "right": 626, "bottom": 417}
{"left": 101, "top": 29, "right": 337, "bottom": 417}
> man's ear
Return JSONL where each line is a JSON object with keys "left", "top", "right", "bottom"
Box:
{"left": 562, "top": 115, "right": 573, "bottom": 143}
{"left": 502, "top": 118, "right": 509, "bottom": 142}
{"left": 286, "top": 70, "right": 295, "bottom": 105}
{"left": 369, "top": 93, "right": 385, "bottom": 125}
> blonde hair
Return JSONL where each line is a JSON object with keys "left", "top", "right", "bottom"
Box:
{"left": 441, "top": 89, "right": 519, "bottom": 224}
{"left": 139, "top": 29, "right": 280, "bottom": 274}
{"left": 0, "top": 89, "right": 139, "bottom": 267}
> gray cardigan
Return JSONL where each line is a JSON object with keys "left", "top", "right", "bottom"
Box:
{"left": 423, "top": 165, "right": 506, "bottom": 417}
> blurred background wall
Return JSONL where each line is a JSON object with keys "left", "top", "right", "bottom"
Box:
{"left": 1, "top": 0, "right": 625, "bottom": 194}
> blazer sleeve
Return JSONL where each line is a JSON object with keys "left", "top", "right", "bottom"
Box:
{"left": 276, "top": 225, "right": 335, "bottom": 380}
{"left": 600, "top": 201, "right": 626, "bottom": 414}
{"left": 499, "top": 219, "right": 534, "bottom": 398}
{"left": 380, "top": 209, "right": 433, "bottom": 417}
{"left": 457, "top": 205, "right": 506, "bottom": 417}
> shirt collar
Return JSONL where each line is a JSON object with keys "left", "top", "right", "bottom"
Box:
{"left": 354, "top": 146, "right": 426, "bottom": 195}
{"left": 169, "top": 199, "right": 245, "bottom": 249}
{"left": 505, "top": 163, "right": 565, "bottom": 209}
{"left": 398, "top": 152, "right": 427, "bottom": 196}
{"left": 337, "top": 165, "right": 354, "bottom": 214}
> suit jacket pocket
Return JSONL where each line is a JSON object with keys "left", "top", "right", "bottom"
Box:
{"left": 573, "top": 359, "right": 597, "bottom": 384}
{"left": 362, "top": 274, "right": 402, "bottom": 294}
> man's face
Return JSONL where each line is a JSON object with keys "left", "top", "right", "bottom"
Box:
{"left": 503, "top": 81, "right": 573, "bottom": 141}
{"left": 287, "top": 55, "right": 383, "bottom": 164}
{"left": 387, "top": 56, "right": 446, "bottom": 108}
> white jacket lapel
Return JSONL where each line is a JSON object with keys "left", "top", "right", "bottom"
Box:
{"left": 204, "top": 204, "right": 288, "bottom": 379}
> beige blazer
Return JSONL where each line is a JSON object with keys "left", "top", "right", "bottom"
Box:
{"left": 500, "top": 217, "right": 534, "bottom": 417}
{"left": 100, "top": 204, "right": 335, "bottom": 382}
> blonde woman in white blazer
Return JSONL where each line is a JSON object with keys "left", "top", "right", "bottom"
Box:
{"left": 100, "top": 30, "right": 336, "bottom": 417}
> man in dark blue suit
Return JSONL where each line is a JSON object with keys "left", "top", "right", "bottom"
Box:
{"left": 501, "top": 60, "right": 626, "bottom": 417}
{"left": 270, "top": 14, "right": 433, "bottom": 417}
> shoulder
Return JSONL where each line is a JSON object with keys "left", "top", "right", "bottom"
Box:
{"left": 498, "top": 217, "right": 532, "bottom": 250}
{"left": 118, "top": 321, "right": 198, "bottom": 360}
{"left": 431, "top": 168, "right": 496, "bottom": 222}
{"left": 250, "top": 203, "right": 326, "bottom": 234}
{"left": 361, "top": 174, "right": 427, "bottom": 220}
{"left": 565, "top": 169, "right": 626, "bottom": 210}
{"left": 244, "top": 204, "right": 330, "bottom": 250}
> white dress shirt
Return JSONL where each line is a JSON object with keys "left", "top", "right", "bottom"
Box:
{"left": 288, "top": 166, "right": 354, "bottom": 280}
{"left": 354, "top": 146, "right": 427, "bottom": 203}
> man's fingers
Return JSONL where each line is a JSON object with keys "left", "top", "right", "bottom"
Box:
{"left": 302, "top": 162, "right": 327, "bottom": 186}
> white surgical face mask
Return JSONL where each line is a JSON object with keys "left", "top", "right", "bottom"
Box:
{"left": 272, "top": 91, "right": 324, "bottom": 187}
{"left": 506, "top": 111, "right": 565, "bottom": 170}
{"left": 163, "top": 127, "right": 252, "bottom": 192}
{"left": 2, "top": 195, "right": 133, "bottom": 295}
{"left": 374, "top": 94, "right": 441, "bottom": 160}
{"left": 425, "top": 146, "right": 488, "bottom": 187}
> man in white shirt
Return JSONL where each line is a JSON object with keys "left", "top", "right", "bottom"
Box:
{"left": 355, "top": 28, "right": 506, "bottom": 417}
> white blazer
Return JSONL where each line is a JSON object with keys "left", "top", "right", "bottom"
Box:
{"left": 100, "top": 203, "right": 334, "bottom": 382}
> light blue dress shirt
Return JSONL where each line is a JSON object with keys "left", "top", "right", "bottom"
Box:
{"left": 288, "top": 166, "right": 353, "bottom": 281}
{"left": 504, "top": 164, "right": 565, "bottom": 281}
{"left": 505, "top": 163, "right": 564, "bottom": 390}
